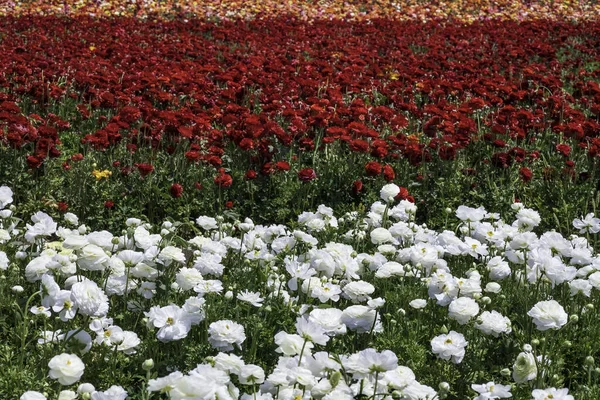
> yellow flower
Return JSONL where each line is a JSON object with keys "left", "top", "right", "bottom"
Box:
{"left": 92, "top": 169, "right": 112, "bottom": 181}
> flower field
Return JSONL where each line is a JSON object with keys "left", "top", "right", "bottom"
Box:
{"left": 1, "top": 1, "right": 600, "bottom": 399}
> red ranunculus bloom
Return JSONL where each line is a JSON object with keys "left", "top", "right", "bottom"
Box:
{"left": 57, "top": 202, "right": 68, "bottom": 212}
{"left": 225, "top": 201, "right": 234, "bottom": 209}
{"left": 245, "top": 170, "right": 257, "bottom": 180}
{"left": 383, "top": 165, "right": 395, "bottom": 182}
{"left": 556, "top": 144, "right": 571, "bottom": 157}
{"left": 194, "top": 182, "right": 203, "bottom": 190}
{"left": 519, "top": 167, "right": 533, "bottom": 183}
{"left": 135, "top": 163, "right": 154, "bottom": 177}
{"left": 104, "top": 200, "right": 115, "bottom": 209}
{"left": 275, "top": 161, "right": 290, "bottom": 171}
{"left": 214, "top": 168, "right": 233, "bottom": 188}
{"left": 170, "top": 183, "right": 183, "bottom": 198}
{"left": 352, "top": 180, "right": 363, "bottom": 195}
{"left": 71, "top": 153, "right": 84, "bottom": 162}
{"left": 27, "top": 155, "right": 44, "bottom": 169}
{"left": 298, "top": 168, "right": 317, "bottom": 182}
{"left": 365, "top": 161, "right": 382, "bottom": 176}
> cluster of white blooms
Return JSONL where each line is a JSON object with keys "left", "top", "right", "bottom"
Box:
{"left": 0, "top": 185, "right": 595, "bottom": 399}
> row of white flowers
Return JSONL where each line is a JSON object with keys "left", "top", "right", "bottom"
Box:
{"left": 1, "top": 184, "right": 596, "bottom": 399}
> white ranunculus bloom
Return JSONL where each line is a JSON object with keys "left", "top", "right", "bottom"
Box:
{"left": 0, "top": 186, "right": 13, "bottom": 209}
{"left": 341, "top": 305, "right": 382, "bottom": 333}
{"left": 208, "top": 320, "right": 246, "bottom": 352}
{"left": 48, "top": 353, "right": 85, "bottom": 385}
{"left": 239, "top": 364, "right": 265, "bottom": 384}
{"left": 431, "top": 331, "right": 468, "bottom": 364}
{"left": 471, "top": 381, "right": 512, "bottom": 400}
{"left": 370, "top": 227, "right": 393, "bottom": 245}
{"left": 409, "top": 299, "right": 427, "bottom": 310}
{"left": 448, "top": 297, "right": 480, "bottom": 325}
{"left": 475, "top": 311, "right": 512, "bottom": 337}
{"left": 531, "top": 387, "right": 574, "bottom": 400}
{"left": 512, "top": 352, "right": 537, "bottom": 383}
{"left": 527, "top": 300, "right": 568, "bottom": 331}
{"left": 380, "top": 184, "right": 400, "bottom": 203}
{"left": 20, "top": 392, "right": 47, "bottom": 400}
{"left": 70, "top": 280, "right": 109, "bottom": 317}
{"left": 57, "top": 390, "right": 77, "bottom": 400}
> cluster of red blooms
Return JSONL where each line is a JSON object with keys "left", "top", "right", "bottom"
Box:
{"left": 1, "top": 16, "right": 599, "bottom": 203}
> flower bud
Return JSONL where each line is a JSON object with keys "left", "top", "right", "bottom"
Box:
{"left": 481, "top": 296, "right": 491, "bottom": 305}
{"left": 585, "top": 356, "right": 595, "bottom": 367}
{"left": 569, "top": 314, "right": 579, "bottom": 323}
{"left": 11, "top": 285, "right": 24, "bottom": 293}
{"left": 224, "top": 290, "right": 234, "bottom": 299}
{"left": 523, "top": 344, "right": 533, "bottom": 352}
{"left": 111, "top": 237, "right": 120, "bottom": 245}
{"left": 500, "top": 368, "right": 511, "bottom": 377}
{"left": 563, "top": 340, "right": 572, "bottom": 348}
{"left": 438, "top": 382, "right": 450, "bottom": 392}
{"left": 531, "top": 339, "right": 540, "bottom": 347}
{"left": 440, "top": 325, "right": 448, "bottom": 334}
{"left": 142, "top": 359, "right": 154, "bottom": 371}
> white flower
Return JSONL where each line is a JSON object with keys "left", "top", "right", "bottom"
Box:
{"left": 527, "top": 300, "right": 568, "bottom": 331}
{"left": 70, "top": 281, "right": 109, "bottom": 317}
{"left": 573, "top": 213, "right": 600, "bottom": 234}
{"left": 409, "top": 299, "right": 427, "bottom": 309}
{"left": 64, "top": 213, "right": 79, "bottom": 226}
{"left": 309, "top": 308, "right": 347, "bottom": 336}
{"left": 380, "top": 184, "right": 400, "bottom": 203}
{"left": 58, "top": 390, "right": 77, "bottom": 400}
{"left": 485, "top": 282, "right": 502, "bottom": 293}
{"left": 48, "top": 353, "right": 85, "bottom": 385}
{"left": 448, "top": 297, "right": 480, "bottom": 325}
{"left": 239, "top": 364, "right": 265, "bottom": 384}
{"left": 471, "top": 381, "right": 512, "bottom": 399}
{"left": 208, "top": 320, "right": 246, "bottom": 351}
{"left": 531, "top": 387, "right": 574, "bottom": 400}
{"left": 91, "top": 385, "right": 128, "bottom": 400}
{"left": 175, "top": 267, "right": 204, "bottom": 291}
{"left": 0, "top": 186, "right": 13, "bottom": 209}
{"left": 274, "top": 332, "right": 312, "bottom": 356}
{"left": 237, "top": 290, "right": 264, "bottom": 307}
{"left": 214, "top": 353, "right": 245, "bottom": 374}
{"left": 370, "top": 228, "right": 394, "bottom": 245}
{"left": 196, "top": 216, "right": 218, "bottom": 230}
{"left": 296, "top": 316, "right": 329, "bottom": 345}
{"left": 20, "top": 392, "right": 47, "bottom": 400}
{"left": 342, "top": 281, "right": 375, "bottom": 303}
{"left": 431, "top": 331, "right": 468, "bottom": 364}
{"left": 569, "top": 279, "right": 592, "bottom": 297}
{"left": 475, "top": 311, "right": 512, "bottom": 337}
{"left": 512, "top": 352, "right": 537, "bottom": 383}
{"left": 158, "top": 246, "right": 185, "bottom": 266}
{"left": 0, "top": 251, "right": 9, "bottom": 270}
{"left": 77, "top": 244, "right": 109, "bottom": 271}
{"left": 456, "top": 205, "right": 486, "bottom": 223}
{"left": 145, "top": 305, "right": 192, "bottom": 342}
{"left": 341, "top": 305, "right": 382, "bottom": 333}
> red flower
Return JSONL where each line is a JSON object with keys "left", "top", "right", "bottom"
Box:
{"left": 245, "top": 170, "right": 257, "bottom": 180}
{"left": 383, "top": 165, "right": 395, "bottom": 182}
{"left": 352, "top": 180, "right": 363, "bottom": 195}
{"left": 194, "top": 182, "right": 203, "bottom": 190}
{"left": 71, "top": 153, "right": 84, "bottom": 162}
{"left": 275, "top": 161, "right": 290, "bottom": 171}
{"left": 57, "top": 202, "right": 69, "bottom": 212}
{"left": 519, "top": 167, "right": 533, "bottom": 183}
{"left": 556, "top": 144, "right": 571, "bottom": 157}
{"left": 365, "top": 161, "right": 382, "bottom": 176}
{"left": 135, "top": 163, "right": 154, "bottom": 177}
{"left": 395, "top": 187, "right": 410, "bottom": 201}
{"left": 214, "top": 168, "right": 233, "bottom": 188}
{"left": 170, "top": 183, "right": 183, "bottom": 198}
{"left": 298, "top": 168, "right": 317, "bottom": 182}
{"left": 185, "top": 151, "right": 202, "bottom": 162}
{"left": 27, "top": 155, "right": 44, "bottom": 169}
{"left": 104, "top": 200, "right": 115, "bottom": 209}
{"left": 225, "top": 201, "right": 234, "bottom": 209}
